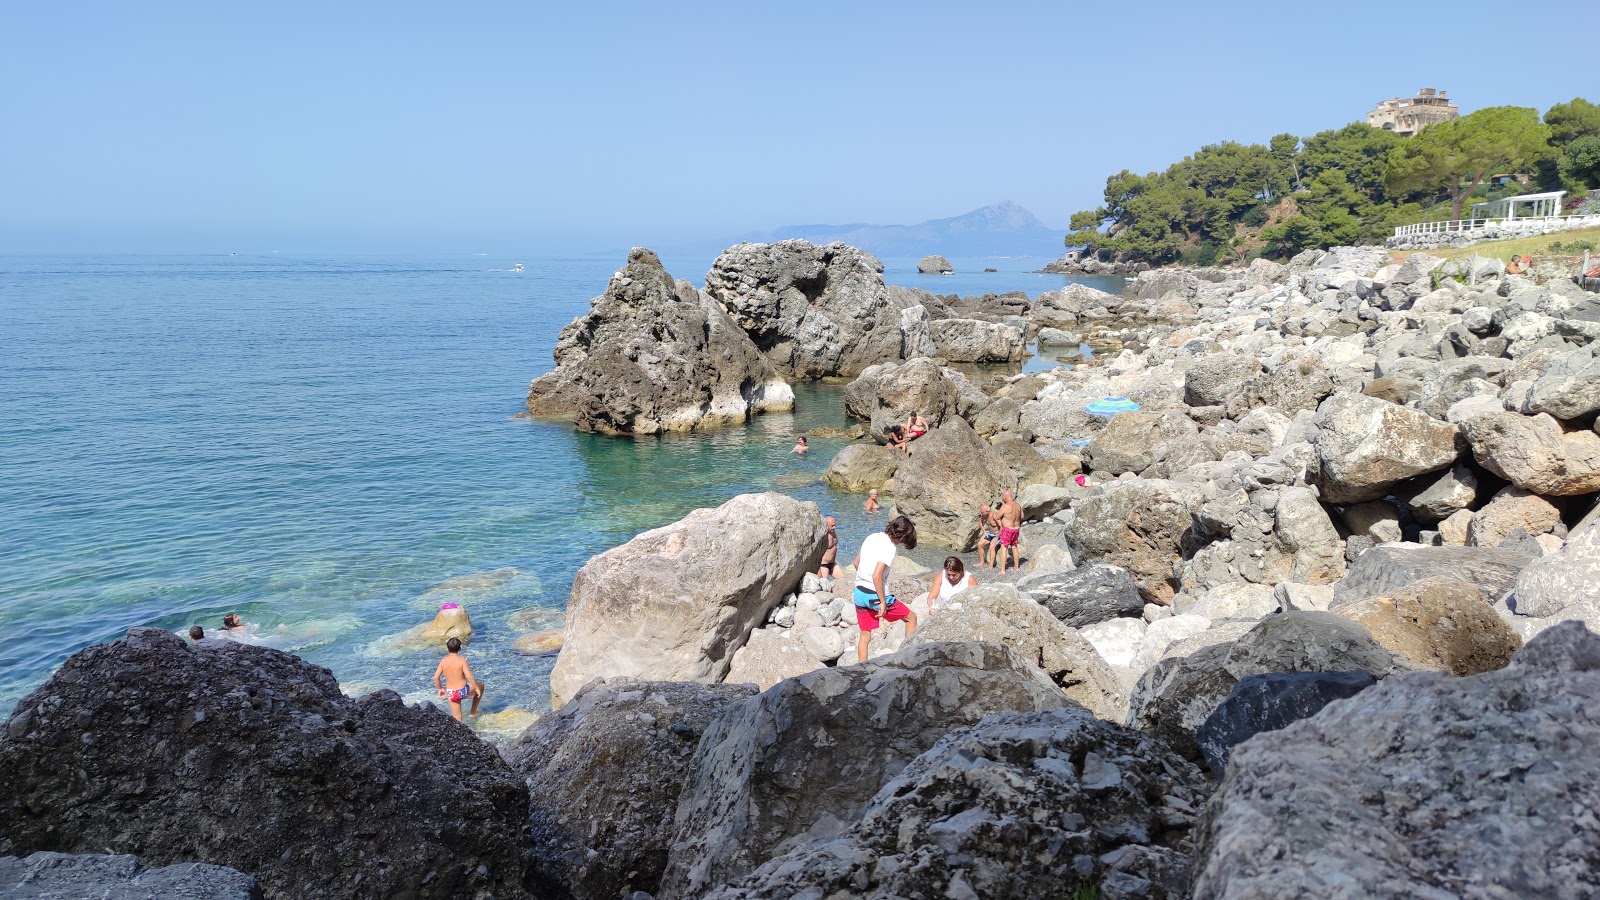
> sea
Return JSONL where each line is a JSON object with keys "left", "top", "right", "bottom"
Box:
{"left": 0, "top": 251, "right": 1122, "bottom": 738}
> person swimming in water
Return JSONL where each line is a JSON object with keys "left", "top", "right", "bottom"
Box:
{"left": 792, "top": 436, "right": 808, "bottom": 455}
{"left": 221, "top": 613, "right": 245, "bottom": 632}
{"left": 864, "top": 489, "right": 881, "bottom": 513}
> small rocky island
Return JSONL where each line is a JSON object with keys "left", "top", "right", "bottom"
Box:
{"left": 6, "top": 239, "right": 1600, "bottom": 898}
{"left": 917, "top": 254, "right": 954, "bottom": 274}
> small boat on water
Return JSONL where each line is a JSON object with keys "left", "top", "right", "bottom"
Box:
{"left": 513, "top": 263, "right": 525, "bottom": 273}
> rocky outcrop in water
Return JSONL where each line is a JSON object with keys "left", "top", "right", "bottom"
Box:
{"left": 915, "top": 254, "right": 953, "bottom": 274}
{"left": 0, "top": 628, "right": 532, "bottom": 900}
{"left": 549, "top": 492, "right": 826, "bottom": 707}
{"left": 527, "top": 248, "right": 793, "bottom": 434}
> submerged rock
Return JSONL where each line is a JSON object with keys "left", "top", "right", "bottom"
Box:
{"left": 0, "top": 628, "right": 532, "bottom": 900}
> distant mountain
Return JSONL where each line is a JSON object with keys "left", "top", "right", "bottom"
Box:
{"left": 747, "top": 201, "right": 1067, "bottom": 258}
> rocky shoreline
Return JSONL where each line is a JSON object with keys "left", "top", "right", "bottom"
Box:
{"left": 6, "top": 238, "right": 1600, "bottom": 898}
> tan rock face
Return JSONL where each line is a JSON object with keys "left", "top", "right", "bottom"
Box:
{"left": 1331, "top": 576, "right": 1521, "bottom": 676}
{"left": 1461, "top": 409, "right": 1600, "bottom": 496}
{"left": 819, "top": 443, "right": 899, "bottom": 492}
{"left": 419, "top": 605, "right": 473, "bottom": 643}
{"left": 1467, "top": 486, "right": 1561, "bottom": 548}
{"left": 1066, "top": 479, "right": 1204, "bottom": 604}
{"left": 890, "top": 418, "right": 1016, "bottom": 551}
{"left": 1309, "top": 393, "right": 1459, "bottom": 504}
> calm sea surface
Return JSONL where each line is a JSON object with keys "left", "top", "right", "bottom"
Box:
{"left": 0, "top": 251, "right": 1121, "bottom": 735}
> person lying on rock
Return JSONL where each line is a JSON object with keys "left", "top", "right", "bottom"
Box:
{"left": 904, "top": 411, "right": 928, "bottom": 442}
{"left": 850, "top": 515, "right": 919, "bottom": 664}
{"left": 995, "top": 489, "right": 1023, "bottom": 575}
{"left": 864, "top": 489, "right": 881, "bottom": 513}
{"left": 433, "top": 637, "right": 484, "bottom": 722}
{"left": 818, "top": 515, "right": 841, "bottom": 580}
{"left": 792, "top": 436, "right": 808, "bottom": 455}
{"left": 928, "top": 556, "right": 976, "bottom": 608}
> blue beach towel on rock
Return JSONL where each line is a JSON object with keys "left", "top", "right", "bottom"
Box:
{"left": 1085, "top": 397, "right": 1140, "bottom": 416}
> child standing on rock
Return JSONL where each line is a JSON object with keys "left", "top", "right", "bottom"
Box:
{"left": 433, "top": 637, "right": 484, "bottom": 722}
{"left": 850, "top": 515, "right": 919, "bottom": 664}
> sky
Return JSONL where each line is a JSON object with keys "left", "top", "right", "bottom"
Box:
{"left": 1, "top": 0, "right": 1594, "bottom": 254}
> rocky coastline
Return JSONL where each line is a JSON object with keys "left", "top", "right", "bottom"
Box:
{"left": 7, "top": 238, "right": 1600, "bottom": 898}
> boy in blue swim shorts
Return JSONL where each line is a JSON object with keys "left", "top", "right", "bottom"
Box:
{"left": 850, "top": 515, "right": 919, "bottom": 663}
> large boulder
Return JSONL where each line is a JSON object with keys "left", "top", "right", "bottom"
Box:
{"left": 819, "top": 443, "right": 899, "bottom": 492}
{"left": 0, "top": 629, "right": 531, "bottom": 900}
{"left": 1085, "top": 407, "right": 1200, "bottom": 476}
{"left": 1018, "top": 563, "right": 1144, "bottom": 628}
{"left": 723, "top": 627, "right": 820, "bottom": 690}
{"left": 527, "top": 248, "right": 793, "bottom": 434}
{"left": 1066, "top": 479, "right": 1204, "bottom": 604}
{"left": 704, "top": 241, "right": 905, "bottom": 379}
{"left": 702, "top": 709, "right": 1213, "bottom": 900}
{"left": 0, "top": 852, "right": 261, "bottom": 900}
{"left": 904, "top": 584, "right": 1127, "bottom": 719}
{"left": 1192, "top": 623, "right": 1600, "bottom": 899}
{"left": 1193, "top": 670, "right": 1378, "bottom": 778}
{"left": 1184, "top": 353, "right": 1262, "bottom": 409}
{"left": 1330, "top": 576, "right": 1521, "bottom": 675}
{"left": 927, "top": 318, "right": 1025, "bottom": 363}
{"left": 1126, "top": 611, "right": 1403, "bottom": 760}
{"left": 1460, "top": 408, "right": 1600, "bottom": 496}
{"left": 1507, "top": 521, "right": 1600, "bottom": 619}
{"left": 1521, "top": 347, "right": 1600, "bottom": 420}
{"left": 1308, "top": 393, "right": 1458, "bottom": 504}
{"left": 890, "top": 418, "right": 1016, "bottom": 550}
{"left": 1333, "top": 543, "right": 1535, "bottom": 605}
{"left": 915, "top": 255, "right": 953, "bottom": 274}
{"left": 851, "top": 357, "right": 965, "bottom": 441}
{"left": 504, "top": 678, "right": 757, "bottom": 900}
{"left": 659, "top": 642, "right": 1071, "bottom": 898}
{"left": 1466, "top": 485, "right": 1560, "bottom": 548}
{"left": 550, "top": 493, "right": 827, "bottom": 707}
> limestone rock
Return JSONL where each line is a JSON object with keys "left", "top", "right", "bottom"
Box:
{"left": 1309, "top": 393, "right": 1458, "bottom": 504}
{"left": 915, "top": 255, "right": 953, "bottom": 274}
{"left": 1067, "top": 479, "right": 1204, "bottom": 604}
{"left": 705, "top": 240, "right": 905, "bottom": 379}
{"left": 845, "top": 357, "right": 973, "bottom": 442}
{"left": 819, "top": 443, "right": 899, "bottom": 492}
{"left": 1401, "top": 462, "right": 1479, "bottom": 522}
{"left": 1079, "top": 616, "right": 1148, "bottom": 669}
{"left": 418, "top": 603, "right": 473, "bottom": 643}
{"left": 897, "top": 304, "right": 937, "bottom": 359}
{"left": 1085, "top": 407, "right": 1201, "bottom": 476}
{"left": 1523, "top": 347, "right": 1600, "bottom": 420}
{"left": 890, "top": 418, "right": 1016, "bottom": 550}
{"left": 905, "top": 584, "right": 1127, "bottom": 720}
{"left": 660, "top": 642, "right": 1073, "bottom": 897}
{"left": 0, "top": 852, "right": 261, "bottom": 900}
{"left": 1018, "top": 563, "right": 1145, "bottom": 628}
{"left": 928, "top": 318, "right": 1025, "bottom": 363}
{"left": 0, "top": 629, "right": 531, "bottom": 900}
{"left": 1467, "top": 485, "right": 1560, "bottom": 548}
{"left": 1507, "top": 521, "right": 1600, "bottom": 619}
{"left": 1330, "top": 576, "right": 1521, "bottom": 675}
{"left": 703, "top": 709, "right": 1213, "bottom": 900}
{"left": 1191, "top": 623, "right": 1600, "bottom": 899}
{"left": 1184, "top": 353, "right": 1262, "bottom": 409}
{"left": 1193, "top": 670, "right": 1377, "bottom": 778}
{"left": 550, "top": 493, "right": 826, "bottom": 707}
{"left": 1017, "top": 483, "right": 1074, "bottom": 520}
{"left": 1333, "top": 544, "right": 1535, "bottom": 606}
{"left": 528, "top": 248, "right": 794, "bottom": 434}
{"left": 1460, "top": 408, "right": 1600, "bottom": 496}
{"left": 723, "top": 628, "right": 818, "bottom": 690}
{"left": 504, "top": 678, "right": 756, "bottom": 900}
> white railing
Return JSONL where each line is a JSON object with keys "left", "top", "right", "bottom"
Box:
{"left": 1393, "top": 214, "right": 1585, "bottom": 238}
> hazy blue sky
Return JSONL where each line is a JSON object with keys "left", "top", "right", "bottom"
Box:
{"left": 2, "top": 0, "right": 1593, "bottom": 253}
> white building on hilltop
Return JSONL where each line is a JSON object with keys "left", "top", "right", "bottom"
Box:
{"left": 1368, "top": 88, "right": 1460, "bottom": 137}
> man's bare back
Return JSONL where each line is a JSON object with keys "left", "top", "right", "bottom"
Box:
{"left": 432, "top": 641, "right": 483, "bottom": 721}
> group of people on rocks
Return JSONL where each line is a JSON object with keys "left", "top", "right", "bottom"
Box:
{"left": 977, "top": 489, "right": 1024, "bottom": 574}
{"left": 884, "top": 410, "right": 928, "bottom": 452}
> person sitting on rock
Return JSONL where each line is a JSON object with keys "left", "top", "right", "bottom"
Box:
{"left": 995, "top": 489, "right": 1023, "bottom": 575}
{"left": 864, "top": 489, "right": 881, "bottom": 513}
{"left": 433, "top": 637, "right": 483, "bottom": 722}
{"left": 187, "top": 626, "right": 204, "bottom": 642}
{"left": 819, "top": 515, "right": 841, "bottom": 580}
{"left": 885, "top": 425, "right": 910, "bottom": 452}
{"left": 977, "top": 504, "right": 1000, "bottom": 569}
{"left": 792, "top": 436, "right": 808, "bottom": 455}
{"left": 928, "top": 556, "right": 976, "bottom": 609}
{"left": 850, "top": 515, "right": 919, "bottom": 664}
{"left": 904, "top": 411, "right": 929, "bottom": 442}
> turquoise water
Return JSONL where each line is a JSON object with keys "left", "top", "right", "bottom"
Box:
{"left": 0, "top": 251, "right": 1119, "bottom": 728}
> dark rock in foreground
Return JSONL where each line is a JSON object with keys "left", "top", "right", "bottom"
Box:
{"left": 1020, "top": 563, "right": 1145, "bottom": 628}
{"left": 1193, "top": 670, "right": 1377, "bottom": 778}
{"left": 0, "top": 852, "right": 261, "bottom": 900}
{"left": 1193, "top": 622, "right": 1600, "bottom": 898}
{"left": 0, "top": 628, "right": 532, "bottom": 900}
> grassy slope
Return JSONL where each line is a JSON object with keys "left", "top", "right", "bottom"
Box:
{"left": 1389, "top": 225, "right": 1600, "bottom": 263}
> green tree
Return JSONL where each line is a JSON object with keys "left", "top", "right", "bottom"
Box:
{"left": 1561, "top": 135, "right": 1600, "bottom": 189}
{"left": 1386, "top": 107, "right": 1552, "bottom": 221}
{"left": 1545, "top": 97, "right": 1600, "bottom": 146}
{"left": 1269, "top": 133, "right": 1301, "bottom": 194}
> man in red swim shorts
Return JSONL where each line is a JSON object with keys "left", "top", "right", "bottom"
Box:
{"left": 996, "top": 488, "right": 1023, "bottom": 575}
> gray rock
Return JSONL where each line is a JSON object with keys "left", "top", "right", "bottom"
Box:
{"left": 1401, "top": 462, "right": 1479, "bottom": 522}
{"left": 1523, "top": 348, "right": 1600, "bottom": 420}
{"left": 915, "top": 254, "right": 953, "bottom": 275}
{"left": 1343, "top": 499, "right": 1402, "bottom": 544}
{"left": 1067, "top": 479, "right": 1203, "bottom": 604}
{"left": 1273, "top": 582, "right": 1334, "bottom": 612}
{"left": 505, "top": 679, "right": 757, "bottom": 900}
{"left": 1184, "top": 353, "right": 1262, "bottom": 408}
{"left": 1309, "top": 393, "right": 1458, "bottom": 504}
{"left": 928, "top": 318, "right": 1025, "bottom": 363}
{"left": 1333, "top": 544, "right": 1535, "bottom": 606}
{"left": 1086, "top": 407, "right": 1201, "bottom": 476}
{"left": 971, "top": 395, "right": 1021, "bottom": 436}
{"left": 1017, "top": 483, "right": 1074, "bottom": 520}
{"left": 1191, "top": 622, "right": 1600, "bottom": 899}
{"left": 0, "top": 629, "right": 531, "bottom": 900}
{"left": 845, "top": 357, "right": 971, "bottom": 442}
{"left": 890, "top": 418, "right": 1016, "bottom": 550}
{"left": 527, "top": 248, "right": 794, "bottom": 434}
{"left": 1508, "top": 520, "right": 1600, "bottom": 618}
{"left": 1020, "top": 563, "right": 1146, "bottom": 628}
{"left": 550, "top": 492, "right": 826, "bottom": 706}
{"left": 703, "top": 709, "right": 1213, "bottom": 900}
{"left": 819, "top": 443, "right": 899, "bottom": 492}
{"left": 0, "top": 853, "right": 261, "bottom": 900}
{"left": 1460, "top": 408, "right": 1600, "bottom": 496}
{"left": 705, "top": 240, "right": 905, "bottom": 379}
{"left": 1194, "top": 670, "right": 1377, "bottom": 778}
{"left": 1466, "top": 485, "right": 1560, "bottom": 548}
{"left": 897, "top": 304, "right": 938, "bottom": 359}
{"left": 723, "top": 628, "right": 816, "bottom": 690}
{"left": 660, "top": 642, "right": 1073, "bottom": 898}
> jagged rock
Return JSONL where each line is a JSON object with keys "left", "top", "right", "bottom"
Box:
{"left": 904, "top": 584, "right": 1126, "bottom": 719}
{"left": 1080, "top": 616, "right": 1148, "bottom": 668}
{"left": 1086, "top": 407, "right": 1201, "bottom": 476}
{"left": 1460, "top": 408, "right": 1600, "bottom": 496}
{"left": 1126, "top": 612, "right": 1403, "bottom": 760}
{"left": 550, "top": 493, "right": 826, "bottom": 707}
{"left": 1017, "top": 483, "right": 1074, "bottom": 520}
{"left": 528, "top": 248, "right": 793, "bottom": 434}
{"left": 915, "top": 255, "right": 953, "bottom": 275}
{"left": 723, "top": 628, "right": 818, "bottom": 690}
{"left": 1023, "top": 541, "right": 1076, "bottom": 576}
{"left": 820, "top": 443, "right": 899, "bottom": 492}
{"left": 844, "top": 357, "right": 978, "bottom": 441}
{"left": 1067, "top": 479, "right": 1203, "bottom": 604}
{"left": 1193, "top": 670, "right": 1378, "bottom": 778}
{"left": 0, "top": 629, "right": 531, "bottom": 900}
{"left": 0, "top": 852, "right": 261, "bottom": 900}
{"left": 504, "top": 679, "right": 757, "bottom": 900}
{"left": 660, "top": 642, "right": 1074, "bottom": 898}
{"left": 927, "top": 318, "right": 1025, "bottom": 363}
{"left": 1019, "top": 563, "right": 1145, "bottom": 628}
{"left": 1467, "top": 485, "right": 1560, "bottom": 548}
{"left": 702, "top": 709, "right": 1213, "bottom": 900}
{"left": 1184, "top": 353, "right": 1262, "bottom": 408}
{"left": 705, "top": 241, "right": 905, "bottom": 378}
{"left": 1507, "top": 521, "right": 1600, "bottom": 619}
{"left": 1191, "top": 623, "right": 1600, "bottom": 899}
{"left": 1522, "top": 347, "right": 1600, "bottom": 420}
{"left": 1309, "top": 393, "right": 1458, "bottom": 503}
{"left": 1330, "top": 576, "right": 1521, "bottom": 675}
{"left": 1401, "top": 462, "right": 1479, "bottom": 521}
{"left": 890, "top": 418, "right": 1016, "bottom": 550}
{"left": 897, "top": 304, "right": 938, "bottom": 359}
{"left": 972, "top": 395, "right": 1021, "bottom": 436}
{"left": 1333, "top": 544, "right": 1535, "bottom": 606}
